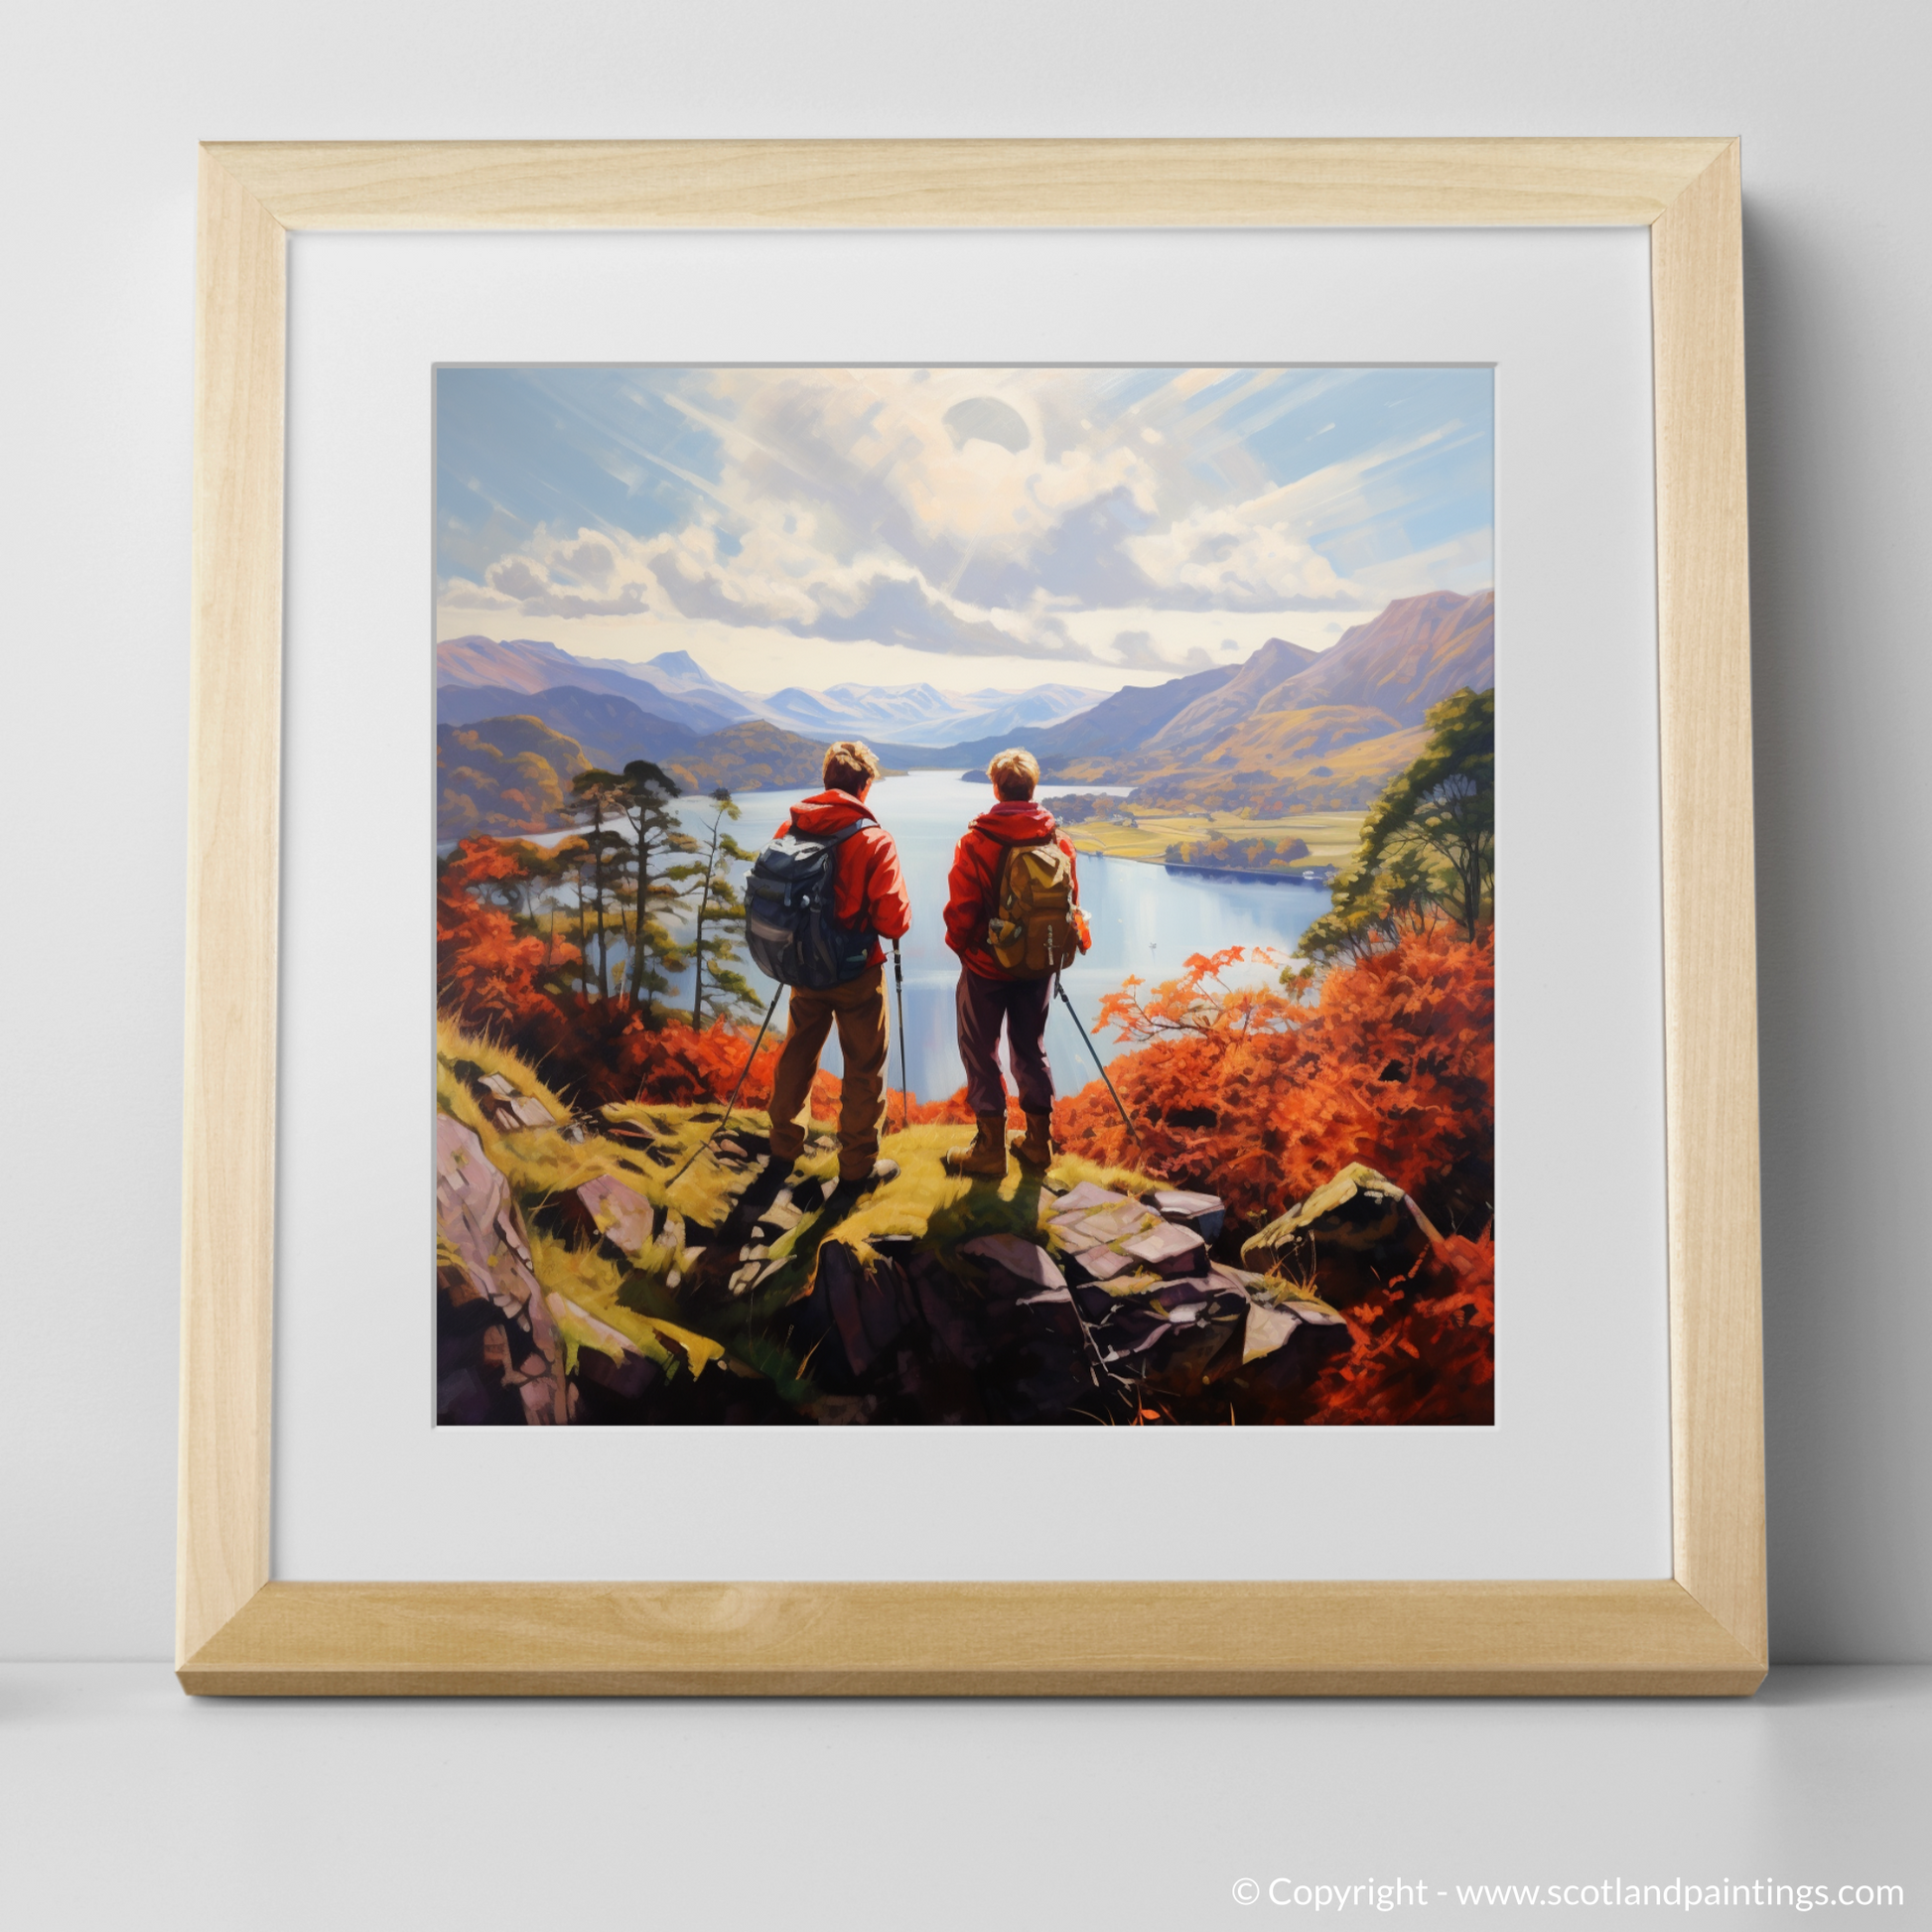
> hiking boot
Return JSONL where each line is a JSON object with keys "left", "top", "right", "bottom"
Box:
{"left": 1013, "top": 1110, "right": 1054, "bottom": 1173}
{"left": 943, "top": 1114, "right": 1012, "bottom": 1179}
{"left": 831, "top": 1157, "right": 900, "bottom": 1198}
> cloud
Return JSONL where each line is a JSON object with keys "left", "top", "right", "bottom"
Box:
{"left": 800, "top": 575, "right": 1052, "bottom": 660}
{"left": 487, "top": 557, "right": 548, "bottom": 601}
{"left": 1125, "top": 478, "right": 1370, "bottom": 613}
{"left": 439, "top": 368, "right": 1485, "bottom": 664}
{"left": 442, "top": 516, "right": 1107, "bottom": 662}
{"left": 554, "top": 537, "right": 615, "bottom": 585}
{"left": 1106, "top": 629, "right": 1210, "bottom": 673}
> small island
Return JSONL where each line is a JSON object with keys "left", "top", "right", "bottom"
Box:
{"left": 1030, "top": 790, "right": 1363, "bottom": 884}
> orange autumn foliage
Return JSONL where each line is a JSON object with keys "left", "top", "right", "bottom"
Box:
{"left": 437, "top": 838, "right": 575, "bottom": 1033}
{"left": 580, "top": 1005, "right": 846, "bottom": 1118}
{"left": 436, "top": 840, "right": 824, "bottom": 1115}
{"left": 1052, "top": 929, "right": 1494, "bottom": 1232}
{"left": 1306, "top": 1225, "right": 1494, "bottom": 1426}
{"left": 440, "top": 838, "right": 1036, "bottom": 1127}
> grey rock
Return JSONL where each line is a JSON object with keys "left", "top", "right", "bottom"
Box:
{"left": 576, "top": 1174, "right": 656, "bottom": 1258}
{"left": 1242, "top": 1300, "right": 1304, "bottom": 1363}
{"left": 575, "top": 1345, "right": 660, "bottom": 1401}
{"left": 1071, "top": 1202, "right": 1161, "bottom": 1247}
{"left": 436, "top": 1114, "right": 542, "bottom": 1318}
{"left": 1066, "top": 1242, "right": 1140, "bottom": 1284}
{"left": 818, "top": 1243, "right": 911, "bottom": 1378}
{"left": 1153, "top": 1188, "right": 1226, "bottom": 1241}
{"left": 961, "top": 1234, "right": 1066, "bottom": 1292}
{"left": 1122, "top": 1221, "right": 1208, "bottom": 1277}
{"left": 1240, "top": 1163, "right": 1431, "bottom": 1305}
{"left": 483, "top": 1091, "right": 558, "bottom": 1132}
{"left": 1051, "top": 1180, "right": 1131, "bottom": 1216}
{"left": 1281, "top": 1298, "right": 1347, "bottom": 1327}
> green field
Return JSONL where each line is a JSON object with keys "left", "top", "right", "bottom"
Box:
{"left": 1061, "top": 808, "right": 1366, "bottom": 873}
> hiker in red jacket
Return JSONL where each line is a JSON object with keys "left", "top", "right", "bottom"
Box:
{"left": 765, "top": 742, "right": 912, "bottom": 1191}
{"left": 942, "top": 747, "right": 1088, "bottom": 1179}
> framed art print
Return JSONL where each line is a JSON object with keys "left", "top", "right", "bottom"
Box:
{"left": 181, "top": 141, "right": 1764, "bottom": 1694}
{"left": 427, "top": 355, "right": 1499, "bottom": 1434}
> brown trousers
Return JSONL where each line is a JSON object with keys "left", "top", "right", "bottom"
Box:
{"left": 766, "top": 963, "right": 889, "bottom": 1180}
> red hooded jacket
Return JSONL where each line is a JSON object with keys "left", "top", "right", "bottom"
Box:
{"left": 944, "top": 799, "right": 1081, "bottom": 980}
{"left": 772, "top": 791, "right": 910, "bottom": 969}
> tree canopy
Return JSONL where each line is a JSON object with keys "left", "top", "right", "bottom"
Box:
{"left": 1300, "top": 686, "right": 1493, "bottom": 963}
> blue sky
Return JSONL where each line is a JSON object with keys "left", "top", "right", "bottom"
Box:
{"left": 437, "top": 365, "right": 1492, "bottom": 694}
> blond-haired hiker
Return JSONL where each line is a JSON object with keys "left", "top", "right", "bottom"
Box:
{"left": 940, "top": 747, "right": 1087, "bottom": 1179}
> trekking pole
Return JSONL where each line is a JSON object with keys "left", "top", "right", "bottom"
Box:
{"left": 666, "top": 984, "right": 785, "bottom": 1187}
{"left": 1052, "top": 973, "right": 1142, "bottom": 1149}
{"left": 892, "top": 938, "right": 910, "bottom": 1134}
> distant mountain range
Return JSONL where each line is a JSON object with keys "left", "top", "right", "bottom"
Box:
{"left": 437, "top": 683, "right": 703, "bottom": 770}
{"left": 436, "top": 635, "right": 1094, "bottom": 746}
{"left": 433, "top": 590, "right": 1494, "bottom": 836}
{"left": 1046, "top": 591, "right": 1494, "bottom": 811}
{"left": 1140, "top": 636, "right": 1323, "bottom": 755}
{"left": 759, "top": 678, "right": 1095, "bottom": 744}
{"left": 436, "top": 636, "right": 755, "bottom": 736}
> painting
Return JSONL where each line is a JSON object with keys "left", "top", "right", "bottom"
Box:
{"left": 433, "top": 365, "right": 1495, "bottom": 1429}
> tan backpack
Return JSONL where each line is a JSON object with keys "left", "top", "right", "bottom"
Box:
{"left": 986, "top": 838, "right": 1080, "bottom": 977}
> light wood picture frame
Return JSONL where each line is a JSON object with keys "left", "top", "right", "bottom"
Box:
{"left": 180, "top": 138, "right": 1762, "bottom": 1696}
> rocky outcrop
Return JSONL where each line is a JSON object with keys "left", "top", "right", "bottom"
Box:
{"left": 768, "top": 1180, "right": 1351, "bottom": 1426}
{"left": 434, "top": 1077, "right": 1398, "bottom": 1428}
{"left": 1240, "top": 1163, "right": 1443, "bottom": 1307}
{"left": 435, "top": 1115, "right": 572, "bottom": 1425}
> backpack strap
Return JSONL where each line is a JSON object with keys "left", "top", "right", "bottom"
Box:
{"left": 788, "top": 818, "right": 864, "bottom": 849}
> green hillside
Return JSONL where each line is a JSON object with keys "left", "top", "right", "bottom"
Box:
{"left": 1135, "top": 707, "right": 1432, "bottom": 813}
{"left": 662, "top": 719, "right": 839, "bottom": 796}
{"left": 437, "top": 714, "right": 853, "bottom": 841}
{"left": 439, "top": 718, "right": 590, "bottom": 837}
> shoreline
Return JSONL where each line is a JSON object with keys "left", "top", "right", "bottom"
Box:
{"left": 1074, "top": 845, "right": 1338, "bottom": 889}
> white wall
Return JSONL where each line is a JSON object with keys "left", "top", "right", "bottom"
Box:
{"left": 3, "top": 0, "right": 1925, "bottom": 1662}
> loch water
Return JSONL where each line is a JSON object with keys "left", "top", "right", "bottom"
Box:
{"left": 654, "top": 769, "right": 1332, "bottom": 1105}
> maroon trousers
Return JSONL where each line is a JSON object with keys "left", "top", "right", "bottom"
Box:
{"left": 955, "top": 969, "right": 1054, "bottom": 1118}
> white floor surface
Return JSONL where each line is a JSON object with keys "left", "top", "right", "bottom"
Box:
{"left": 1, "top": 1665, "right": 1926, "bottom": 1928}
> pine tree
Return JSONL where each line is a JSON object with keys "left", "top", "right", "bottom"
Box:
{"left": 561, "top": 769, "right": 634, "bottom": 999}
{"left": 672, "top": 788, "right": 759, "bottom": 1027}
{"left": 618, "top": 759, "right": 696, "bottom": 1023}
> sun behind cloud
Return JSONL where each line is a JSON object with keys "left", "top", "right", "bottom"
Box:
{"left": 435, "top": 365, "right": 1493, "bottom": 690}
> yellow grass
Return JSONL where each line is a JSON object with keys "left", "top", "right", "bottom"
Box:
{"left": 814, "top": 1124, "right": 1152, "bottom": 1261}
{"left": 531, "top": 1232, "right": 726, "bottom": 1378}
{"left": 600, "top": 1102, "right": 843, "bottom": 1228}
{"left": 437, "top": 1017, "right": 1170, "bottom": 1406}
{"left": 435, "top": 1014, "right": 573, "bottom": 1122}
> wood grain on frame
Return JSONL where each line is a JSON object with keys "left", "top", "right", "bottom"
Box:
{"left": 209, "top": 136, "right": 1732, "bottom": 230}
{"left": 1650, "top": 142, "right": 1767, "bottom": 1660}
{"left": 179, "top": 149, "right": 285, "bottom": 1670}
{"left": 184, "top": 1581, "right": 1762, "bottom": 1697}
{"left": 180, "top": 138, "right": 1764, "bottom": 1695}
